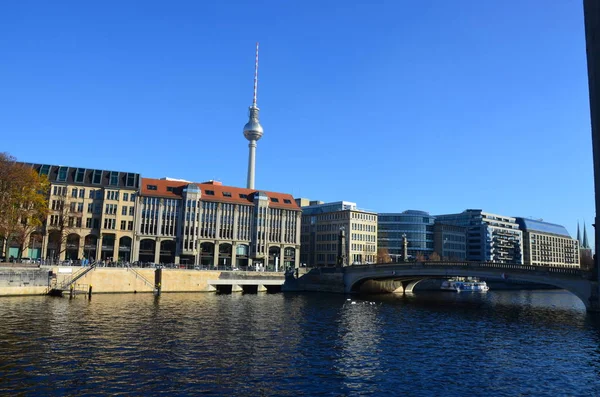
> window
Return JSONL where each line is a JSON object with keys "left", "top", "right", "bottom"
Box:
{"left": 128, "top": 221, "right": 133, "bottom": 231}
{"left": 87, "top": 203, "right": 93, "bottom": 213}
{"left": 239, "top": 194, "right": 248, "bottom": 199}
{"left": 68, "top": 217, "right": 74, "bottom": 227}
{"left": 79, "top": 188, "right": 85, "bottom": 198}
{"left": 69, "top": 202, "right": 76, "bottom": 212}
{"left": 89, "top": 190, "right": 95, "bottom": 199}
{"left": 77, "top": 203, "right": 83, "bottom": 212}
{"left": 75, "top": 168, "right": 85, "bottom": 183}
{"left": 129, "top": 206, "right": 134, "bottom": 216}
{"left": 270, "top": 198, "right": 279, "bottom": 203}
{"left": 121, "top": 220, "right": 127, "bottom": 230}
{"left": 222, "top": 192, "right": 232, "bottom": 197}
{"left": 126, "top": 173, "right": 136, "bottom": 187}
{"left": 130, "top": 193, "right": 135, "bottom": 202}
{"left": 71, "top": 188, "right": 77, "bottom": 198}
{"left": 40, "top": 165, "right": 50, "bottom": 176}
{"left": 284, "top": 199, "right": 292, "bottom": 204}
{"left": 104, "top": 218, "right": 116, "bottom": 230}
{"left": 57, "top": 167, "right": 68, "bottom": 182}
{"left": 147, "top": 185, "right": 157, "bottom": 191}
{"left": 76, "top": 218, "right": 82, "bottom": 228}
{"left": 205, "top": 190, "right": 215, "bottom": 195}
{"left": 122, "top": 206, "right": 127, "bottom": 216}
{"left": 93, "top": 170, "right": 102, "bottom": 184}
{"left": 110, "top": 171, "right": 119, "bottom": 186}
{"left": 167, "top": 186, "right": 174, "bottom": 192}
{"left": 86, "top": 218, "right": 92, "bottom": 228}
{"left": 123, "top": 193, "right": 129, "bottom": 201}
{"left": 106, "top": 191, "right": 119, "bottom": 200}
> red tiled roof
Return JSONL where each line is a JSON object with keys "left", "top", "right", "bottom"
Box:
{"left": 141, "top": 178, "right": 300, "bottom": 210}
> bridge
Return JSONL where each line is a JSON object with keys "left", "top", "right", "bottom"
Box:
{"left": 341, "top": 262, "right": 599, "bottom": 311}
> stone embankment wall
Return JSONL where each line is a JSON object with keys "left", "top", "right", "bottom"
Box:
{"left": 0, "top": 267, "right": 50, "bottom": 296}
{"left": 0, "top": 266, "right": 285, "bottom": 296}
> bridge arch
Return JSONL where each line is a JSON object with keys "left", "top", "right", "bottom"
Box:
{"left": 343, "top": 262, "right": 595, "bottom": 311}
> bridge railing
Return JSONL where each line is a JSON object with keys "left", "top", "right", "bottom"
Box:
{"left": 347, "top": 261, "right": 591, "bottom": 278}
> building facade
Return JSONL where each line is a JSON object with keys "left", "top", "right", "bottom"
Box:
{"left": 436, "top": 210, "right": 523, "bottom": 264}
{"left": 134, "top": 178, "right": 301, "bottom": 270}
{"left": 20, "top": 163, "right": 140, "bottom": 263}
{"left": 515, "top": 218, "right": 579, "bottom": 267}
{"left": 297, "top": 200, "right": 377, "bottom": 267}
{"left": 378, "top": 211, "right": 435, "bottom": 261}
{"left": 433, "top": 222, "right": 467, "bottom": 261}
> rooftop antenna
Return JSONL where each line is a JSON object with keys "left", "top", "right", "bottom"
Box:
{"left": 253, "top": 42, "right": 259, "bottom": 107}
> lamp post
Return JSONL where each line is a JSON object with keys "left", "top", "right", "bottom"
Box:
{"left": 443, "top": 238, "right": 448, "bottom": 261}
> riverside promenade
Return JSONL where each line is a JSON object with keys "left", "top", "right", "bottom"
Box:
{"left": 0, "top": 263, "right": 285, "bottom": 296}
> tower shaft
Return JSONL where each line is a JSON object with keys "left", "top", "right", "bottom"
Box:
{"left": 247, "top": 140, "right": 257, "bottom": 189}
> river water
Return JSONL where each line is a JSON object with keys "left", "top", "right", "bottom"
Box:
{"left": 1, "top": 290, "right": 599, "bottom": 396}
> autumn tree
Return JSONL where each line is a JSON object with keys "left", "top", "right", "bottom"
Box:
{"left": 0, "top": 153, "right": 49, "bottom": 260}
{"left": 429, "top": 252, "right": 441, "bottom": 262}
{"left": 377, "top": 247, "right": 392, "bottom": 263}
{"left": 414, "top": 252, "right": 425, "bottom": 262}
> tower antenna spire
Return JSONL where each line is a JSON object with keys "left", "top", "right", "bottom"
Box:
{"left": 253, "top": 42, "right": 259, "bottom": 107}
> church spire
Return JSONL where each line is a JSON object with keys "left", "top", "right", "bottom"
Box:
{"left": 583, "top": 222, "right": 590, "bottom": 249}
{"left": 577, "top": 221, "right": 582, "bottom": 245}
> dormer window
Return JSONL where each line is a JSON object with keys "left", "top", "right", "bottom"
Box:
{"left": 110, "top": 171, "right": 119, "bottom": 186}
{"left": 92, "top": 170, "right": 102, "bottom": 184}
{"left": 283, "top": 199, "right": 292, "bottom": 204}
{"left": 75, "top": 168, "right": 85, "bottom": 183}
{"left": 57, "top": 166, "right": 68, "bottom": 182}
{"left": 167, "top": 186, "right": 174, "bottom": 192}
{"left": 239, "top": 194, "right": 248, "bottom": 199}
{"left": 222, "top": 192, "right": 232, "bottom": 197}
{"left": 147, "top": 185, "right": 157, "bottom": 191}
{"left": 271, "top": 198, "right": 279, "bottom": 203}
{"left": 205, "top": 190, "right": 215, "bottom": 196}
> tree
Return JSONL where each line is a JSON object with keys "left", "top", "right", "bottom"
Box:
{"left": 377, "top": 247, "right": 392, "bottom": 263}
{"left": 414, "top": 252, "right": 425, "bottom": 262}
{"left": 0, "top": 153, "right": 49, "bottom": 260}
{"left": 429, "top": 252, "right": 441, "bottom": 262}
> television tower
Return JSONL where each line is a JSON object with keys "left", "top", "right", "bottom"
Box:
{"left": 243, "top": 42, "right": 264, "bottom": 189}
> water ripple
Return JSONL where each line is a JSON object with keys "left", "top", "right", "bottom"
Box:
{"left": 0, "top": 291, "right": 599, "bottom": 396}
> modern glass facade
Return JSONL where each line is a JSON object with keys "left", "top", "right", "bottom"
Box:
{"left": 378, "top": 210, "right": 435, "bottom": 261}
{"left": 436, "top": 210, "right": 523, "bottom": 264}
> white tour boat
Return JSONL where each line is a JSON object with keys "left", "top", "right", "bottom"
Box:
{"left": 441, "top": 278, "right": 489, "bottom": 292}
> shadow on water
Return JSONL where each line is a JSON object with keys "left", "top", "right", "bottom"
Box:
{"left": 357, "top": 289, "right": 594, "bottom": 331}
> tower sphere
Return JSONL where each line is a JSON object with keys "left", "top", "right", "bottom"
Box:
{"left": 243, "top": 106, "right": 263, "bottom": 141}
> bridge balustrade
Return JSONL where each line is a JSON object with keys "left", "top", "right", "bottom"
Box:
{"left": 350, "top": 261, "right": 590, "bottom": 279}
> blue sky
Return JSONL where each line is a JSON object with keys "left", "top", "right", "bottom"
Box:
{"left": 0, "top": 0, "right": 594, "bottom": 240}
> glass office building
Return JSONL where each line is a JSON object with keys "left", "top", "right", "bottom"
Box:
{"left": 378, "top": 210, "right": 435, "bottom": 261}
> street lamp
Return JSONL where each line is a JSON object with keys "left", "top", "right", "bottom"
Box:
{"left": 444, "top": 238, "right": 448, "bottom": 261}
